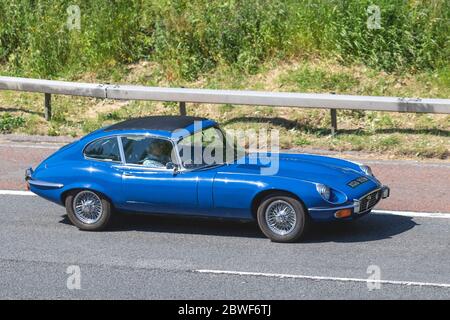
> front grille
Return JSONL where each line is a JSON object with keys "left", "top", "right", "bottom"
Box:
{"left": 359, "top": 189, "right": 381, "bottom": 212}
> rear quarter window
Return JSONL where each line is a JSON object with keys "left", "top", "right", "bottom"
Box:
{"left": 84, "top": 137, "right": 121, "bottom": 162}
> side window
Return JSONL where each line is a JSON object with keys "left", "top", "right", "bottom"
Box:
{"left": 121, "top": 136, "right": 175, "bottom": 168}
{"left": 84, "top": 137, "right": 121, "bottom": 162}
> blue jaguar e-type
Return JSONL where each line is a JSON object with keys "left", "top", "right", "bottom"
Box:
{"left": 26, "top": 116, "right": 389, "bottom": 242}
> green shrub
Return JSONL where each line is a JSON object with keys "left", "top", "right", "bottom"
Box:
{"left": 0, "top": 0, "right": 448, "bottom": 79}
{"left": 0, "top": 113, "right": 26, "bottom": 133}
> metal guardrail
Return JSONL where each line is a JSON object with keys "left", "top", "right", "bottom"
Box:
{"left": 1, "top": 76, "right": 449, "bottom": 132}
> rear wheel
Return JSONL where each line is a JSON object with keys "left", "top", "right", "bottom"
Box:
{"left": 65, "top": 190, "right": 112, "bottom": 231}
{"left": 257, "top": 193, "right": 309, "bottom": 242}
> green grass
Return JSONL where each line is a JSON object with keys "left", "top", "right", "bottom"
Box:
{"left": 280, "top": 65, "right": 359, "bottom": 93}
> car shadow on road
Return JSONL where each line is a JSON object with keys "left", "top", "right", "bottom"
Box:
{"left": 59, "top": 212, "right": 418, "bottom": 242}
{"left": 60, "top": 213, "right": 266, "bottom": 239}
{"left": 305, "top": 213, "right": 418, "bottom": 243}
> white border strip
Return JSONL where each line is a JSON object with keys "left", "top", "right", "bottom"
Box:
{"left": 0, "top": 190, "right": 35, "bottom": 196}
{"left": 373, "top": 209, "right": 450, "bottom": 219}
{"left": 195, "top": 269, "right": 450, "bottom": 289}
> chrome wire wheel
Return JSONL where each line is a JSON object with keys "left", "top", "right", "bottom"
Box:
{"left": 73, "top": 191, "right": 103, "bottom": 224}
{"left": 265, "top": 200, "right": 297, "bottom": 236}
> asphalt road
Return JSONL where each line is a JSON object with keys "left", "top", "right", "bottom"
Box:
{"left": 0, "top": 194, "right": 449, "bottom": 299}
{"left": 0, "top": 136, "right": 449, "bottom": 299}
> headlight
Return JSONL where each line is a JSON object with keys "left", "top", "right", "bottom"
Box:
{"left": 316, "top": 183, "right": 331, "bottom": 201}
{"left": 359, "top": 165, "right": 374, "bottom": 177}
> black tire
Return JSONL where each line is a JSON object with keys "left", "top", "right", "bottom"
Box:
{"left": 256, "top": 193, "right": 309, "bottom": 242}
{"left": 65, "top": 189, "right": 112, "bottom": 231}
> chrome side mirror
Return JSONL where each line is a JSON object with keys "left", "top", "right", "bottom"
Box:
{"left": 166, "top": 162, "right": 179, "bottom": 174}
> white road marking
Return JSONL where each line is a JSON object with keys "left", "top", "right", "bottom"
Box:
{"left": 0, "top": 189, "right": 448, "bottom": 217}
{"left": 195, "top": 269, "right": 450, "bottom": 289}
{"left": 0, "top": 190, "right": 36, "bottom": 196}
{"left": 373, "top": 209, "right": 450, "bottom": 219}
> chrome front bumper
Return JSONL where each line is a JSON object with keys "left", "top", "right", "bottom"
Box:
{"left": 25, "top": 167, "right": 33, "bottom": 181}
{"left": 381, "top": 185, "right": 390, "bottom": 199}
{"left": 354, "top": 185, "right": 389, "bottom": 214}
{"left": 309, "top": 185, "right": 390, "bottom": 217}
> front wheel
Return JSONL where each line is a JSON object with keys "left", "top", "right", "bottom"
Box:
{"left": 65, "top": 190, "right": 112, "bottom": 231}
{"left": 257, "top": 193, "right": 309, "bottom": 242}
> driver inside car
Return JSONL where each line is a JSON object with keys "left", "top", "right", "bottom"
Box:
{"left": 142, "top": 140, "right": 172, "bottom": 168}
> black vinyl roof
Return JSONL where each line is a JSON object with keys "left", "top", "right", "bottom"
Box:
{"left": 104, "top": 115, "right": 208, "bottom": 132}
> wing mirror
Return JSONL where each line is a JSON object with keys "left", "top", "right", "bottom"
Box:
{"left": 166, "top": 162, "right": 179, "bottom": 174}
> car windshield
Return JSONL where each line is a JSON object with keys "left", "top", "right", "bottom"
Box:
{"left": 177, "top": 126, "right": 245, "bottom": 170}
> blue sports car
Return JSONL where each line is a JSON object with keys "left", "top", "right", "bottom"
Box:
{"left": 25, "top": 116, "right": 389, "bottom": 242}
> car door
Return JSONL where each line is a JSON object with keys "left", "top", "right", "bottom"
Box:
{"left": 118, "top": 135, "right": 200, "bottom": 214}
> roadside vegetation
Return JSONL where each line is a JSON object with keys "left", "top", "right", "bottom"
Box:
{"left": 0, "top": 0, "right": 449, "bottom": 159}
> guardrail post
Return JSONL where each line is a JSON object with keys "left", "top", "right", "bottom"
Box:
{"left": 179, "top": 101, "right": 186, "bottom": 116}
{"left": 330, "top": 109, "right": 337, "bottom": 135}
{"left": 44, "top": 93, "right": 52, "bottom": 121}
